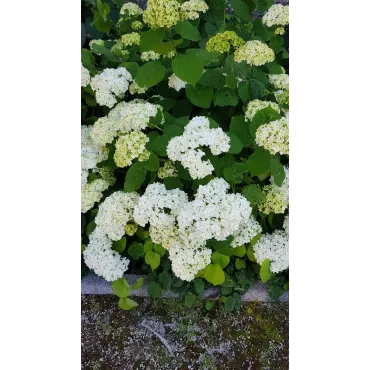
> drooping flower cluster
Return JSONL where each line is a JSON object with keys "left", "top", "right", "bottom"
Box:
{"left": 168, "top": 73, "right": 187, "bottom": 91}
{"left": 234, "top": 40, "right": 275, "bottom": 65}
{"left": 167, "top": 117, "right": 230, "bottom": 179}
{"left": 90, "top": 100, "right": 162, "bottom": 147}
{"left": 83, "top": 227, "right": 130, "bottom": 281}
{"left": 143, "top": 0, "right": 181, "bottom": 28}
{"left": 90, "top": 67, "right": 133, "bottom": 108}
{"left": 169, "top": 242, "right": 212, "bottom": 281}
{"left": 180, "top": 0, "right": 209, "bottom": 20}
{"left": 177, "top": 178, "right": 253, "bottom": 248}
{"left": 206, "top": 31, "right": 245, "bottom": 54}
{"left": 245, "top": 99, "right": 280, "bottom": 121}
{"left": 157, "top": 161, "right": 178, "bottom": 179}
{"left": 259, "top": 168, "right": 289, "bottom": 214}
{"left": 120, "top": 32, "right": 141, "bottom": 47}
{"left": 253, "top": 230, "right": 289, "bottom": 273}
{"left": 262, "top": 4, "right": 289, "bottom": 28}
{"left": 95, "top": 191, "right": 140, "bottom": 241}
{"left": 81, "top": 64, "right": 90, "bottom": 87}
{"left": 114, "top": 131, "right": 149, "bottom": 168}
{"left": 231, "top": 216, "right": 262, "bottom": 248}
{"left": 120, "top": 2, "right": 143, "bottom": 17}
{"left": 268, "top": 74, "right": 289, "bottom": 90}
{"left": 256, "top": 116, "right": 289, "bottom": 155}
{"left": 133, "top": 183, "right": 188, "bottom": 248}
{"left": 141, "top": 50, "right": 161, "bottom": 62}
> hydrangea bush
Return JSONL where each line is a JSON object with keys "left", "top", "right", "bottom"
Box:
{"left": 81, "top": 0, "right": 289, "bottom": 311}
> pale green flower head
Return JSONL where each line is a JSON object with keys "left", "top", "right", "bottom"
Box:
{"left": 206, "top": 31, "right": 245, "bottom": 54}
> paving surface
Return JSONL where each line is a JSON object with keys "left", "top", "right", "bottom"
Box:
{"left": 82, "top": 295, "right": 289, "bottom": 369}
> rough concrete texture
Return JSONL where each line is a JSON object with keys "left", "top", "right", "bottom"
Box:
{"left": 81, "top": 273, "right": 289, "bottom": 302}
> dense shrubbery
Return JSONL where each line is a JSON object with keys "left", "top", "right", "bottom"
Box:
{"left": 81, "top": 0, "right": 289, "bottom": 311}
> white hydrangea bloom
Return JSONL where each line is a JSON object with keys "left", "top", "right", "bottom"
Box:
{"left": 133, "top": 183, "right": 188, "bottom": 248}
{"left": 234, "top": 40, "right": 275, "bottom": 65}
{"left": 90, "top": 67, "right": 133, "bottom": 108}
{"left": 231, "top": 216, "right": 262, "bottom": 247}
{"left": 90, "top": 100, "right": 162, "bottom": 147}
{"left": 275, "top": 26, "right": 285, "bottom": 35}
{"left": 158, "top": 161, "right": 178, "bottom": 179}
{"left": 253, "top": 230, "right": 289, "bottom": 273}
{"left": 256, "top": 116, "right": 289, "bottom": 155}
{"left": 169, "top": 242, "right": 212, "bottom": 281}
{"left": 283, "top": 215, "right": 289, "bottom": 234}
{"left": 180, "top": 0, "right": 209, "bottom": 20}
{"left": 167, "top": 116, "right": 230, "bottom": 179}
{"left": 245, "top": 99, "right": 281, "bottom": 121}
{"left": 83, "top": 227, "right": 130, "bottom": 281}
{"left": 177, "top": 178, "right": 252, "bottom": 248}
{"left": 120, "top": 2, "right": 143, "bottom": 16}
{"left": 81, "top": 169, "right": 88, "bottom": 188}
{"left": 168, "top": 73, "right": 187, "bottom": 91}
{"left": 141, "top": 51, "right": 161, "bottom": 61}
{"left": 81, "top": 64, "right": 90, "bottom": 87}
{"left": 268, "top": 74, "right": 289, "bottom": 90}
{"left": 81, "top": 125, "right": 108, "bottom": 170}
{"left": 262, "top": 4, "right": 289, "bottom": 28}
{"left": 95, "top": 191, "right": 140, "bottom": 241}
{"left": 259, "top": 167, "right": 289, "bottom": 214}
{"left": 81, "top": 179, "right": 110, "bottom": 213}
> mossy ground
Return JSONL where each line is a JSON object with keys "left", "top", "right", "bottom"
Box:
{"left": 81, "top": 295, "right": 288, "bottom": 369}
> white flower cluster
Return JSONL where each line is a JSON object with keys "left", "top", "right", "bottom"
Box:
{"left": 120, "top": 32, "right": 141, "bottom": 47}
{"left": 83, "top": 227, "right": 130, "bottom": 281}
{"left": 81, "top": 64, "right": 90, "bottom": 87}
{"left": 253, "top": 230, "right": 289, "bottom": 273}
{"left": 81, "top": 126, "right": 108, "bottom": 170}
{"left": 180, "top": 0, "right": 209, "bottom": 20}
{"left": 133, "top": 183, "right": 188, "bottom": 248}
{"left": 81, "top": 179, "right": 110, "bottom": 213}
{"left": 168, "top": 73, "right": 187, "bottom": 91}
{"left": 231, "top": 216, "right": 262, "bottom": 247}
{"left": 114, "top": 131, "right": 149, "bottom": 167}
{"left": 169, "top": 242, "right": 212, "bottom": 282}
{"left": 262, "top": 4, "right": 289, "bottom": 28}
{"left": 141, "top": 51, "right": 161, "bottom": 61}
{"left": 157, "top": 161, "right": 178, "bottom": 179}
{"left": 120, "top": 2, "right": 143, "bottom": 16}
{"left": 234, "top": 40, "right": 275, "bottom": 66}
{"left": 256, "top": 116, "right": 289, "bottom": 155}
{"left": 177, "top": 178, "right": 252, "bottom": 248}
{"left": 90, "top": 100, "right": 162, "bottom": 147}
{"left": 167, "top": 116, "right": 230, "bottom": 179}
{"left": 259, "top": 168, "right": 289, "bottom": 214}
{"left": 283, "top": 215, "right": 289, "bottom": 234}
{"left": 95, "top": 191, "right": 140, "bottom": 241}
{"left": 90, "top": 67, "right": 133, "bottom": 108}
{"left": 245, "top": 99, "right": 280, "bottom": 121}
{"left": 268, "top": 74, "right": 289, "bottom": 90}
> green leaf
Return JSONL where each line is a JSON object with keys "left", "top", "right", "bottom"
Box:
{"left": 250, "top": 106, "right": 281, "bottom": 137}
{"left": 250, "top": 79, "right": 266, "bottom": 99}
{"left": 120, "top": 62, "right": 139, "bottom": 78}
{"left": 212, "top": 236, "right": 235, "bottom": 256}
{"left": 243, "top": 184, "right": 266, "bottom": 204}
{"left": 246, "top": 149, "right": 271, "bottom": 176}
{"left": 235, "top": 258, "right": 246, "bottom": 270}
{"left": 172, "top": 54, "right": 204, "bottom": 85}
{"left": 231, "top": 0, "right": 252, "bottom": 22}
{"left": 118, "top": 297, "right": 138, "bottom": 310}
{"left": 198, "top": 69, "right": 225, "bottom": 88}
{"left": 229, "top": 116, "right": 253, "bottom": 147}
{"left": 81, "top": 49, "right": 95, "bottom": 70}
{"left": 233, "top": 245, "right": 246, "bottom": 257}
{"left": 184, "top": 293, "right": 197, "bottom": 308}
{"left": 140, "top": 29, "right": 165, "bottom": 52}
{"left": 164, "top": 177, "right": 184, "bottom": 190}
{"left": 227, "top": 133, "right": 243, "bottom": 154}
{"left": 213, "top": 87, "right": 239, "bottom": 107}
{"left": 145, "top": 251, "right": 161, "bottom": 271}
{"left": 153, "top": 243, "right": 166, "bottom": 257}
{"left": 93, "top": 10, "right": 113, "bottom": 34}
{"left": 86, "top": 220, "right": 96, "bottom": 236}
{"left": 203, "top": 264, "right": 225, "bottom": 286}
{"left": 124, "top": 162, "right": 147, "bottom": 192}
{"left": 128, "top": 242, "right": 145, "bottom": 260}
{"left": 211, "top": 251, "right": 230, "bottom": 269}
{"left": 205, "top": 299, "right": 216, "bottom": 311}
{"left": 112, "top": 278, "right": 130, "bottom": 298}
{"left": 269, "top": 35, "right": 284, "bottom": 54}
{"left": 144, "top": 239, "right": 153, "bottom": 253}
{"left": 271, "top": 156, "right": 286, "bottom": 187}
{"left": 238, "top": 81, "right": 252, "bottom": 102}
{"left": 175, "top": 21, "right": 201, "bottom": 41}
{"left": 260, "top": 259, "right": 271, "bottom": 283}
{"left": 135, "top": 61, "right": 165, "bottom": 88}
{"left": 224, "top": 296, "right": 236, "bottom": 312}
{"left": 132, "top": 277, "right": 144, "bottom": 290}
{"left": 142, "top": 152, "right": 160, "bottom": 172}
{"left": 148, "top": 281, "right": 162, "bottom": 298}
{"left": 185, "top": 85, "right": 213, "bottom": 108}
{"left": 193, "top": 279, "right": 205, "bottom": 295}
{"left": 158, "top": 271, "right": 172, "bottom": 290}
{"left": 97, "top": 0, "right": 110, "bottom": 20}
{"left": 113, "top": 237, "right": 127, "bottom": 253}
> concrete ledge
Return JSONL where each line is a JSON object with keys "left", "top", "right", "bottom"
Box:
{"left": 81, "top": 273, "right": 289, "bottom": 302}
